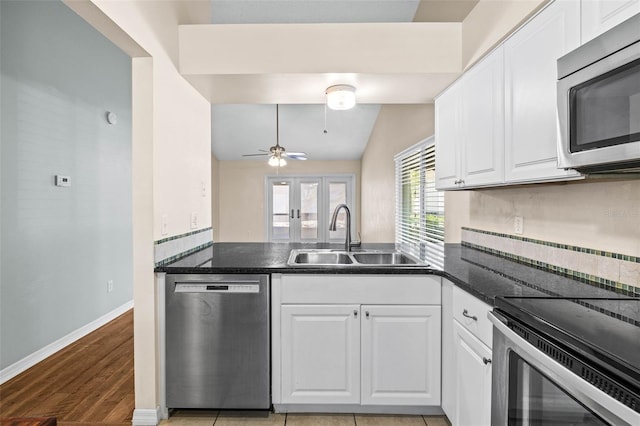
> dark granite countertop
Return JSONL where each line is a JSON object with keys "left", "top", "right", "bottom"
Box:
{"left": 156, "top": 242, "right": 639, "bottom": 324}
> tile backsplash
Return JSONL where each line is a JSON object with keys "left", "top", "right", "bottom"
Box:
{"left": 154, "top": 227, "right": 213, "bottom": 266}
{"left": 461, "top": 227, "right": 639, "bottom": 297}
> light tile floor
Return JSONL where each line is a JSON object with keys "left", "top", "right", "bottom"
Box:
{"left": 160, "top": 411, "right": 450, "bottom": 426}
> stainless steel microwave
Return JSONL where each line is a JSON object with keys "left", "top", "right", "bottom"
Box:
{"left": 557, "top": 13, "right": 640, "bottom": 173}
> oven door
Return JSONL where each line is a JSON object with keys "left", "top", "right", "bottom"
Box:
{"left": 489, "top": 311, "right": 639, "bottom": 426}
{"left": 557, "top": 40, "right": 640, "bottom": 171}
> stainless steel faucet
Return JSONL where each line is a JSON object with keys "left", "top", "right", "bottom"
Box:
{"left": 329, "top": 204, "right": 360, "bottom": 252}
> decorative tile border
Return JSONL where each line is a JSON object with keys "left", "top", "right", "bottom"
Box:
{"left": 154, "top": 227, "right": 213, "bottom": 266}
{"left": 461, "top": 227, "right": 640, "bottom": 297}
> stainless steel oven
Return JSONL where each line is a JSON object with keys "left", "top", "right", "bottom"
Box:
{"left": 557, "top": 13, "right": 640, "bottom": 173}
{"left": 489, "top": 297, "right": 640, "bottom": 426}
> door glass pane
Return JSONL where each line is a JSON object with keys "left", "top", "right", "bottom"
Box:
{"left": 300, "top": 183, "right": 318, "bottom": 240}
{"left": 571, "top": 58, "right": 640, "bottom": 151}
{"left": 508, "top": 354, "right": 606, "bottom": 425}
{"left": 329, "top": 183, "right": 347, "bottom": 240}
{"left": 272, "top": 182, "right": 290, "bottom": 240}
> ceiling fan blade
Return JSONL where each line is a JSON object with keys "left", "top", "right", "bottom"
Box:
{"left": 285, "top": 153, "right": 308, "bottom": 160}
{"left": 242, "top": 153, "right": 269, "bottom": 157}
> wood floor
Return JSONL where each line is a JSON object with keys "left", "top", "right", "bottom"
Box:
{"left": 0, "top": 310, "right": 134, "bottom": 425}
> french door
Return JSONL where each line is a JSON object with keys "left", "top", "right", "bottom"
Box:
{"left": 267, "top": 175, "right": 354, "bottom": 243}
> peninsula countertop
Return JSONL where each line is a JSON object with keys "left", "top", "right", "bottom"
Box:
{"left": 156, "top": 242, "right": 639, "bottom": 322}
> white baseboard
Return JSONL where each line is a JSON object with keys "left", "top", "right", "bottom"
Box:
{"left": 0, "top": 300, "right": 134, "bottom": 384}
{"left": 132, "top": 407, "right": 162, "bottom": 426}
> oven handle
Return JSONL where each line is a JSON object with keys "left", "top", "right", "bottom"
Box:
{"left": 488, "top": 311, "right": 640, "bottom": 426}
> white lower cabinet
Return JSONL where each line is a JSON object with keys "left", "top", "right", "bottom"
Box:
{"left": 442, "top": 281, "right": 493, "bottom": 426}
{"left": 453, "top": 321, "right": 492, "bottom": 426}
{"left": 281, "top": 304, "right": 361, "bottom": 404}
{"left": 273, "top": 274, "right": 442, "bottom": 411}
{"left": 361, "top": 305, "right": 441, "bottom": 406}
{"left": 280, "top": 303, "right": 441, "bottom": 406}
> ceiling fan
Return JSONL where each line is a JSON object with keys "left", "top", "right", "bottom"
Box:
{"left": 242, "top": 104, "right": 307, "bottom": 167}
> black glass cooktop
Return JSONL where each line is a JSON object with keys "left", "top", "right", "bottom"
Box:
{"left": 494, "top": 296, "right": 640, "bottom": 397}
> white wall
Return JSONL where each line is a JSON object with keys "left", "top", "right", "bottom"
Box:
{"left": 0, "top": 0, "right": 132, "bottom": 370}
{"left": 217, "top": 160, "right": 361, "bottom": 242}
{"left": 360, "top": 104, "right": 435, "bottom": 242}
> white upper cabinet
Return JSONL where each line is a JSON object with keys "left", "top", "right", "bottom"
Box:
{"left": 435, "top": 84, "right": 462, "bottom": 190}
{"left": 504, "top": 0, "right": 582, "bottom": 183}
{"left": 582, "top": 0, "right": 640, "bottom": 44}
{"left": 461, "top": 47, "right": 505, "bottom": 187}
{"left": 436, "top": 47, "right": 504, "bottom": 190}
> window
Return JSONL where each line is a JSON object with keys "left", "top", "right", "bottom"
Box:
{"left": 266, "top": 175, "right": 355, "bottom": 243}
{"left": 395, "top": 136, "right": 445, "bottom": 267}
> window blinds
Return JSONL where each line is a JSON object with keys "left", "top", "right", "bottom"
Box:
{"left": 394, "top": 137, "right": 445, "bottom": 268}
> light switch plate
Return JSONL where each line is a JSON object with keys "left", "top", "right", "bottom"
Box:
{"left": 514, "top": 216, "right": 524, "bottom": 235}
{"left": 190, "top": 212, "right": 198, "bottom": 229}
{"left": 161, "top": 214, "right": 169, "bottom": 236}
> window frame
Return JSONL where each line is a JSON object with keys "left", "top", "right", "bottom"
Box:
{"left": 394, "top": 136, "right": 445, "bottom": 267}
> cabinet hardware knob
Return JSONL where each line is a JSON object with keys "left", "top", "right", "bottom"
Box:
{"left": 462, "top": 309, "right": 478, "bottom": 321}
{"left": 483, "top": 357, "right": 492, "bottom": 365}
{"left": 365, "top": 311, "right": 370, "bottom": 319}
{"left": 353, "top": 310, "right": 358, "bottom": 318}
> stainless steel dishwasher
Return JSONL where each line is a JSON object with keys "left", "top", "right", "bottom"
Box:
{"left": 165, "top": 274, "right": 270, "bottom": 409}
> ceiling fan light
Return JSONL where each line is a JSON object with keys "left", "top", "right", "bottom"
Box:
{"left": 268, "top": 155, "right": 287, "bottom": 167}
{"left": 326, "top": 85, "right": 356, "bottom": 110}
{"left": 268, "top": 155, "right": 280, "bottom": 167}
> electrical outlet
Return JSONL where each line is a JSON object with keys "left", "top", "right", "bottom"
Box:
{"left": 191, "top": 212, "right": 198, "bottom": 229}
{"left": 107, "top": 280, "right": 114, "bottom": 293}
{"left": 514, "top": 216, "right": 524, "bottom": 235}
{"left": 201, "top": 181, "right": 206, "bottom": 198}
{"left": 161, "top": 214, "right": 168, "bottom": 236}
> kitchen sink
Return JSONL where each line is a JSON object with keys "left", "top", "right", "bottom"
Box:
{"left": 352, "top": 252, "right": 417, "bottom": 265}
{"left": 287, "top": 249, "right": 425, "bottom": 267}
{"left": 292, "top": 252, "right": 353, "bottom": 265}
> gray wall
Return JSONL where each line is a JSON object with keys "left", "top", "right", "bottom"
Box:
{"left": 1, "top": 0, "right": 132, "bottom": 370}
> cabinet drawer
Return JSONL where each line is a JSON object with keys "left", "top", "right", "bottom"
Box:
{"left": 280, "top": 274, "right": 441, "bottom": 305}
{"left": 452, "top": 286, "right": 493, "bottom": 348}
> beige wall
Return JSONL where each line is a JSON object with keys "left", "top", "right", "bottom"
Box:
{"left": 217, "top": 160, "right": 361, "bottom": 242}
{"left": 360, "top": 104, "right": 435, "bottom": 242}
{"left": 466, "top": 179, "right": 640, "bottom": 257}
{"left": 444, "top": 179, "right": 640, "bottom": 257}
{"left": 462, "top": 0, "right": 548, "bottom": 69}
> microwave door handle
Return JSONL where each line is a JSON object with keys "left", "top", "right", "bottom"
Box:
{"left": 488, "top": 312, "right": 639, "bottom": 426}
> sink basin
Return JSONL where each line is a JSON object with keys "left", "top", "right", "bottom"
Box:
{"left": 287, "top": 249, "right": 425, "bottom": 267}
{"left": 352, "top": 252, "right": 418, "bottom": 265}
{"left": 293, "top": 252, "right": 353, "bottom": 265}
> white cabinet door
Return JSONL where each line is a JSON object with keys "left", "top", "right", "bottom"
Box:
{"left": 453, "top": 321, "right": 492, "bottom": 426}
{"left": 504, "top": 0, "right": 582, "bottom": 183}
{"left": 582, "top": 0, "right": 640, "bottom": 43}
{"left": 461, "top": 46, "right": 505, "bottom": 187}
{"left": 435, "top": 84, "right": 462, "bottom": 190}
{"left": 361, "top": 305, "right": 441, "bottom": 406}
{"left": 281, "top": 304, "right": 361, "bottom": 404}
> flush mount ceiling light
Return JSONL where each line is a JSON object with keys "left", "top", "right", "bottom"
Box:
{"left": 326, "top": 85, "right": 356, "bottom": 110}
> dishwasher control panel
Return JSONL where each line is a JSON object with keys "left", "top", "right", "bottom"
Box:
{"left": 175, "top": 282, "right": 260, "bottom": 293}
